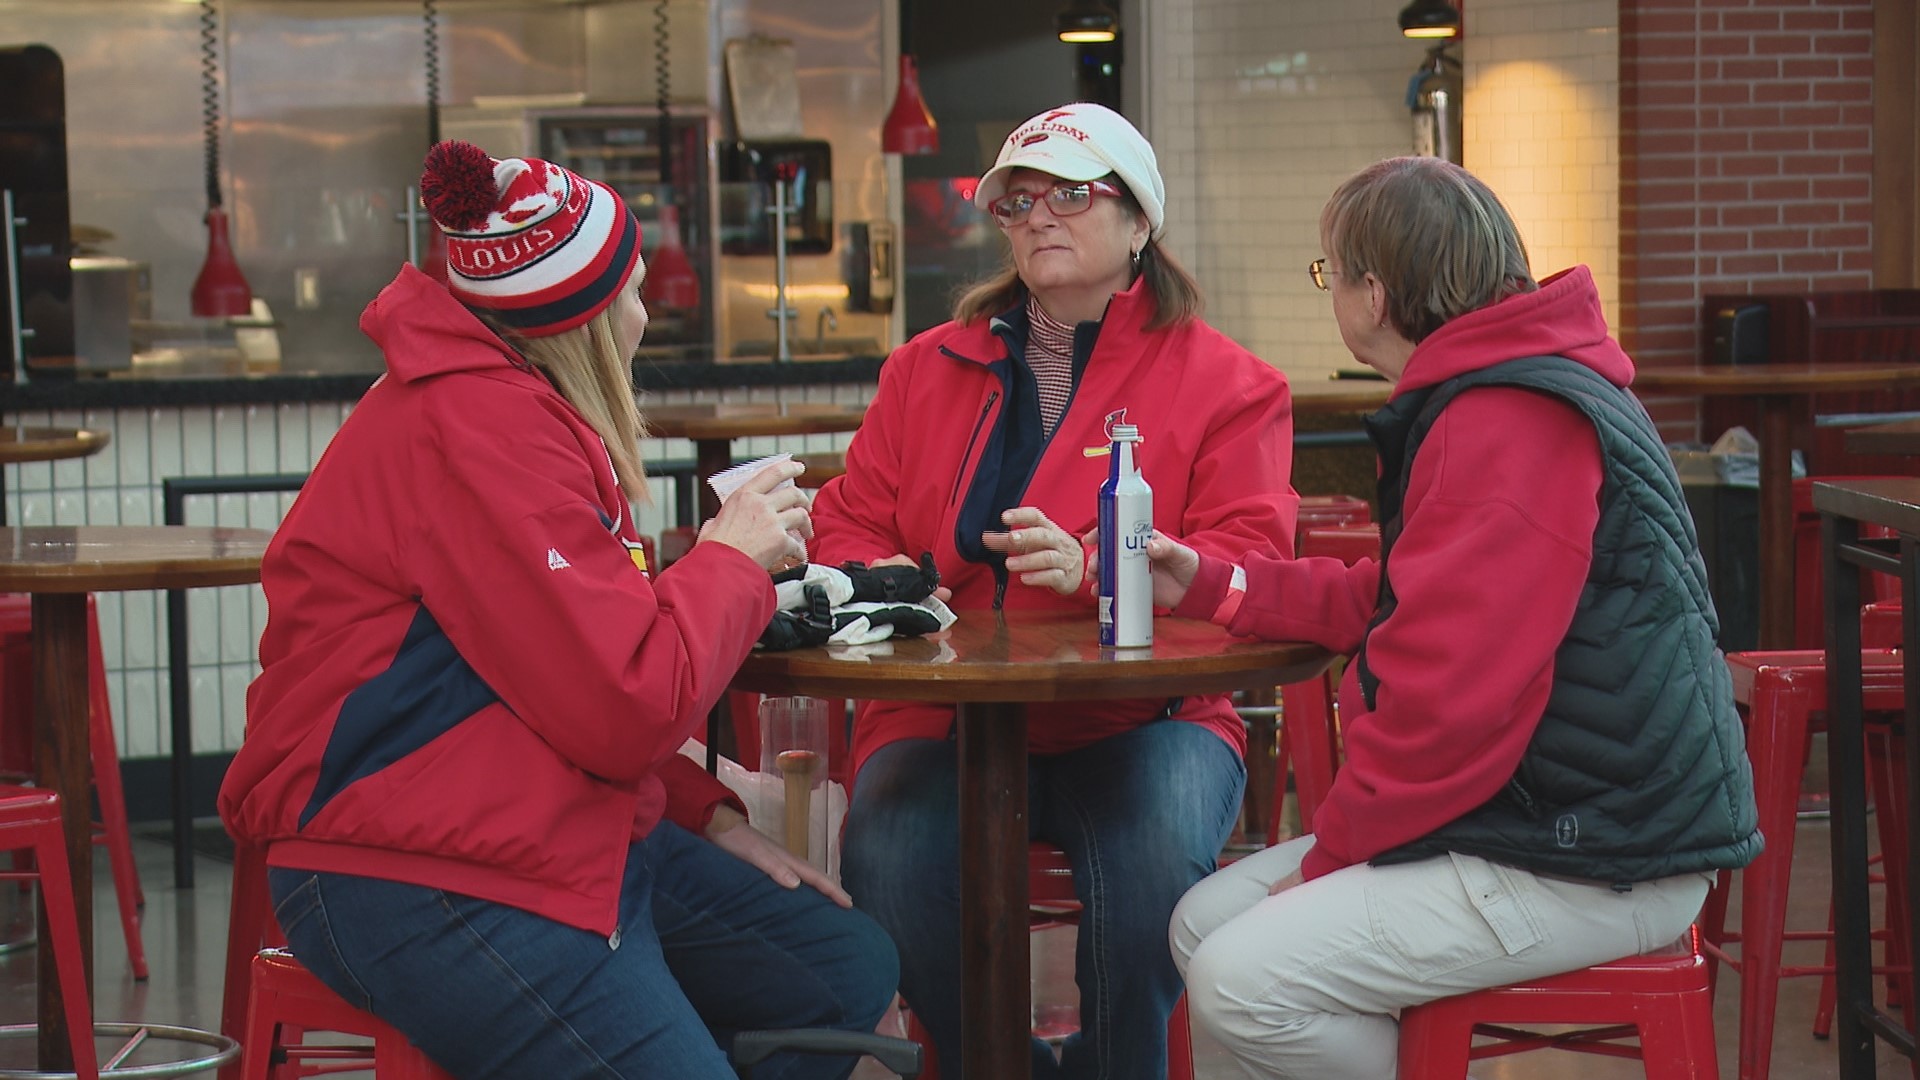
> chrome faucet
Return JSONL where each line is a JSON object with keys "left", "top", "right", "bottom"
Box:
{"left": 766, "top": 168, "right": 799, "bottom": 362}
{"left": 815, "top": 306, "right": 839, "bottom": 349}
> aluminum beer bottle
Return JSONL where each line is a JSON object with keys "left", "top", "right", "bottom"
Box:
{"left": 1098, "top": 417, "right": 1153, "bottom": 648}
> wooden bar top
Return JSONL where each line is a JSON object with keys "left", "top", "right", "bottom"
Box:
{"left": 1633, "top": 361, "right": 1920, "bottom": 395}
{"left": 1843, "top": 418, "right": 1920, "bottom": 457}
{"left": 0, "top": 526, "right": 271, "bottom": 592}
{"left": 644, "top": 403, "right": 867, "bottom": 440}
{"left": 1812, "top": 477, "right": 1920, "bottom": 537}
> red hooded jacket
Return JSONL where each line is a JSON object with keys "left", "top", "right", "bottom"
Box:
{"left": 811, "top": 278, "right": 1298, "bottom": 770}
{"left": 1175, "top": 267, "right": 1627, "bottom": 880}
{"left": 219, "top": 265, "right": 770, "bottom": 936}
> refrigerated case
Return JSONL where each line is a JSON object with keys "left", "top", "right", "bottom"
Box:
{"left": 441, "top": 103, "right": 717, "bottom": 362}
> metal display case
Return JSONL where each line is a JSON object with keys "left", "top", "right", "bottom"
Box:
{"left": 441, "top": 103, "right": 718, "bottom": 362}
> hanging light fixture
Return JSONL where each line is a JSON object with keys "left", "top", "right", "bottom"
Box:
{"left": 1397, "top": 0, "right": 1462, "bottom": 39}
{"left": 1057, "top": 0, "right": 1119, "bottom": 44}
{"left": 189, "top": 0, "right": 252, "bottom": 318}
{"left": 881, "top": 0, "right": 938, "bottom": 155}
{"left": 644, "top": 0, "right": 701, "bottom": 313}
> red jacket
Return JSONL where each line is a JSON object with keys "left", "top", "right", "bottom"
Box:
{"left": 1175, "top": 267, "right": 1626, "bottom": 881}
{"left": 218, "top": 265, "right": 770, "bottom": 937}
{"left": 811, "top": 278, "right": 1298, "bottom": 770}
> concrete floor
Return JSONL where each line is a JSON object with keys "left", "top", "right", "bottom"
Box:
{"left": 0, "top": 812, "right": 1899, "bottom": 1079}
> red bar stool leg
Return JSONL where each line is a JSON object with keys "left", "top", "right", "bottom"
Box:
{"left": 85, "top": 597, "right": 146, "bottom": 980}
{"left": 1734, "top": 667, "right": 1815, "bottom": 1080}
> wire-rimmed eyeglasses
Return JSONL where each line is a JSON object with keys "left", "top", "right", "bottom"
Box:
{"left": 1309, "top": 258, "right": 1340, "bottom": 291}
{"left": 986, "top": 179, "right": 1124, "bottom": 226}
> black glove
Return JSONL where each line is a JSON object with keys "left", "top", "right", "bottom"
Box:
{"left": 838, "top": 552, "right": 940, "bottom": 604}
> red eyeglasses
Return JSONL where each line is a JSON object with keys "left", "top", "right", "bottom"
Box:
{"left": 986, "top": 179, "right": 1124, "bottom": 226}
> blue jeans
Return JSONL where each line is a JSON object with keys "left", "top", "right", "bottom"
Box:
{"left": 268, "top": 822, "right": 899, "bottom": 1080}
{"left": 842, "top": 719, "right": 1246, "bottom": 1080}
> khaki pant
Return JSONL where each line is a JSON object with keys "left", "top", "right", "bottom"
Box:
{"left": 1169, "top": 836, "right": 1711, "bottom": 1080}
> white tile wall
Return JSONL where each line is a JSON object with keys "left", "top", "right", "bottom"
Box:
{"left": 1144, "top": 0, "right": 1440, "bottom": 383}
{"left": 2, "top": 380, "right": 876, "bottom": 760}
{"left": 1143, "top": 0, "right": 1622, "bottom": 378}
{"left": 1464, "top": 0, "right": 1622, "bottom": 324}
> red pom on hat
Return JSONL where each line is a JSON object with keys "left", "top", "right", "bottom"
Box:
{"left": 416, "top": 140, "right": 643, "bottom": 338}
{"left": 420, "top": 140, "right": 499, "bottom": 233}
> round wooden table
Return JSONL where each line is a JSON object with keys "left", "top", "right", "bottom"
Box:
{"left": 645, "top": 403, "right": 867, "bottom": 519}
{"left": 1633, "top": 362, "right": 1920, "bottom": 649}
{"left": 0, "top": 427, "right": 111, "bottom": 527}
{"left": 0, "top": 526, "right": 268, "bottom": 1071}
{"left": 732, "top": 611, "right": 1334, "bottom": 1080}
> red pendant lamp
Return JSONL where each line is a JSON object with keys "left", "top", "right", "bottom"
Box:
{"left": 643, "top": 0, "right": 701, "bottom": 315}
{"left": 882, "top": 2, "right": 938, "bottom": 155}
{"left": 190, "top": 0, "right": 252, "bottom": 318}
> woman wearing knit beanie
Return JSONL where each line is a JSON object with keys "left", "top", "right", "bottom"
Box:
{"left": 219, "top": 141, "right": 897, "bottom": 1079}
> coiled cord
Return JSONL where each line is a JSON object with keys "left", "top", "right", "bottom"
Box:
{"left": 199, "top": 0, "right": 222, "bottom": 210}
{"left": 423, "top": 0, "right": 440, "bottom": 145}
{"left": 655, "top": 0, "right": 672, "bottom": 184}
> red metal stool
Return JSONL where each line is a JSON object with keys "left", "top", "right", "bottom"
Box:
{"left": 1698, "top": 649, "right": 1912, "bottom": 1080}
{"left": 1397, "top": 929, "right": 1718, "bottom": 1079}
{"left": 0, "top": 786, "right": 101, "bottom": 1079}
{"left": 0, "top": 593, "right": 148, "bottom": 980}
{"left": 1270, "top": 523, "right": 1380, "bottom": 840}
{"left": 903, "top": 842, "right": 1193, "bottom": 1079}
{"left": 237, "top": 948, "right": 452, "bottom": 1080}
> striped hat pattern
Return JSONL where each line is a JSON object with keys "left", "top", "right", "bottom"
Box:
{"left": 420, "top": 140, "right": 642, "bottom": 337}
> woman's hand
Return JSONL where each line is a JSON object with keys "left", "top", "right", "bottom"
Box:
{"left": 696, "top": 461, "right": 813, "bottom": 571}
{"left": 1268, "top": 868, "right": 1305, "bottom": 897}
{"left": 1085, "top": 529, "right": 1202, "bottom": 609}
{"left": 981, "top": 508, "right": 1087, "bottom": 596}
{"left": 869, "top": 554, "right": 953, "bottom": 603}
{"left": 704, "top": 805, "right": 853, "bottom": 907}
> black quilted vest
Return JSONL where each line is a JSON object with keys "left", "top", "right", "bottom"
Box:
{"left": 1356, "top": 357, "right": 1761, "bottom": 883}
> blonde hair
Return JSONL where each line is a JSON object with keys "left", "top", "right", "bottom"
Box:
{"left": 1319, "top": 156, "right": 1536, "bottom": 344}
{"left": 478, "top": 287, "right": 650, "bottom": 504}
{"left": 953, "top": 180, "right": 1204, "bottom": 331}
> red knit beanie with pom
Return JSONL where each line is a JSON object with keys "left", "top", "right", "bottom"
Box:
{"left": 419, "top": 140, "right": 642, "bottom": 337}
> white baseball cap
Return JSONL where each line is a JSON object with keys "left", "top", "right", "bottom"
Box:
{"left": 974, "top": 103, "right": 1166, "bottom": 239}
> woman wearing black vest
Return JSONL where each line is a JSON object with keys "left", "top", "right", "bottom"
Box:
{"left": 1154, "top": 156, "right": 1759, "bottom": 1079}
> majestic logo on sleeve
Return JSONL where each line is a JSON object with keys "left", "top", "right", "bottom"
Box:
{"left": 547, "top": 548, "right": 572, "bottom": 571}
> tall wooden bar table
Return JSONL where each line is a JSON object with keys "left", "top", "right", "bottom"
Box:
{"left": 645, "top": 403, "right": 867, "bottom": 520}
{"left": 1633, "top": 363, "right": 1920, "bottom": 648}
{"left": 1814, "top": 478, "right": 1920, "bottom": 1078}
{"left": 732, "top": 611, "right": 1334, "bottom": 1080}
{"left": 0, "top": 526, "right": 269, "bottom": 1071}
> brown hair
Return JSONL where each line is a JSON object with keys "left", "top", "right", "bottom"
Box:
{"left": 952, "top": 180, "right": 1204, "bottom": 331}
{"left": 476, "top": 279, "right": 651, "bottom": 504}
{"left": 1319, "top": 156, "right": 1537, "bottom": 344}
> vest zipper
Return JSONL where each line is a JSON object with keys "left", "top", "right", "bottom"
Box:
{"left": 949, "top": 390, "right": 1000, "bottom": 507}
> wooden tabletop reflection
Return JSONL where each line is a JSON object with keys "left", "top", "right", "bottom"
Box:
{"left": 0, "top": 526, "right": 272, "bottom": 593}
{"left": 0, "top": 427, "right": 110, "bottom": 464}
{"left": 734, "top": 610, "right": 1334, "bottom": 704}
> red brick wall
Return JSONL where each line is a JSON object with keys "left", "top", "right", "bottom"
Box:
{"left": 1620, "top": 0, "right": 1877, "bottom": 440}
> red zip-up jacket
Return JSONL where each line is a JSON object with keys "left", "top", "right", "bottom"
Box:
{"left": 811, "top": 278, "right": 1298, "bottom": 770}
{"left": 219, "top": 265, "right": 769, "bottom": 936}
{"left": 1174, "top": 267, "right": 1626, "bottom": 881}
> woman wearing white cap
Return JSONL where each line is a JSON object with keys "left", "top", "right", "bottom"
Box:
{"left": 811, "top": 103, "right": 1299, "bottom": 1078}
{"left": 221, "top": 142, "right": 898, "bottom": 1079}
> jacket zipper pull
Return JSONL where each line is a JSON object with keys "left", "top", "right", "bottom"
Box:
{"left": 608, "top": 927, "right": 623, "bottom": 950}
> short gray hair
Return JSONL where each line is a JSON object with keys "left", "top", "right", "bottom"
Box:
{"left": 1319, "top": 157, "right": 1536, "bottom": 344}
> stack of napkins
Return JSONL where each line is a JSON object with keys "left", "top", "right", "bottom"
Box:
{"left": 708, "top": 453, "right": 796, "bottom": 502}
